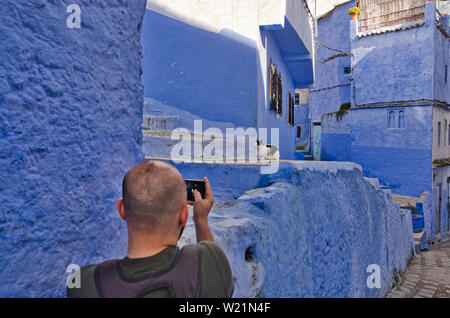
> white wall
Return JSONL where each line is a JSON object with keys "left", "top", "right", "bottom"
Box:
{"left": 432, "top": 106, "right": 450, "bottom": 161}
{"left": 147, "top": 0, "right": 261, "bottom": 41}
{"left": 432, "top": 165, "right": 450, "bottom": 238}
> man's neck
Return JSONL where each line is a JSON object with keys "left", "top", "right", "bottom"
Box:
{"left": 127, "top": 232, "right": 178, "bottom": 259}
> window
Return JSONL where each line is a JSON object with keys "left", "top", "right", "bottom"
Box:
{"left": 445, "top": 65, "right": 448, "bottom": 83}
{"left": 387, "top": 110, "right": 406, "bottom": 129}
{"left": 388, "top": 111, "right": 395, "bottom": 128}
{"left": 344, "top": 66, "right": 351, "bottom": 74}
{"left": 398, "top": 110, "right": 405, "bottom": 128}
{"left": 438, "top": 122, "right": 441, "bottom": 146}
{"left": 269, "top": 59, "right": 282, "bottom": 117}
{"left": 295, "top": 89, "right": 310, "bottom": 105}
{"left": 445, "top": 120, "right": 448, "bottom": 145}
{"left": 295, "top": 93, "right": 300, "bottom": 105}
{"left": 288, "top": 93, "right": 295, "bottom": 126}
{"left": 297, "top": 126, "right": 301, "bottom": 138}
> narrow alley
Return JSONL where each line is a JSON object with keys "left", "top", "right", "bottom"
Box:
{"left": 388, "top": 237, "right": 450, "bottom": 298}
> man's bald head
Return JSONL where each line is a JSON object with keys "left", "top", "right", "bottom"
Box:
{"left": 122, "top": 161, "right": 187, "bottom": 233}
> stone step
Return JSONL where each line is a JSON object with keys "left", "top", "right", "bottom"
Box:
{"left": 364, "top": 177, "right": 381, "bottom": 189}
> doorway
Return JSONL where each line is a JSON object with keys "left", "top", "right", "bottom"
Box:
{"left": 436, "top": 184, "right": 441, "bottom": 235}
{"left": 447, "top": 178, "right": 450, "bottom": 232}
{"left": 312, "top": 123, "right": 321, "bottom": 161}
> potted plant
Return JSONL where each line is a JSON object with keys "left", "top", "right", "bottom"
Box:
{"left": 347, "top": 7, "right": 360, "bottom": 20}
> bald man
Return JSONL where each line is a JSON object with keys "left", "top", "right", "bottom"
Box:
{"left": 67, "top": 160, "right": 234, "bottom": 298}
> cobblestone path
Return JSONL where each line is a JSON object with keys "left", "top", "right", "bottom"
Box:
{"left": 387, "top": 237, "right": 450, "bottom": 298}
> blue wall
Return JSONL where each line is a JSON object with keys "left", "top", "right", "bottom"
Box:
{"left": 295, "top": 103, "right": 310, "bottom": 149}
{"left": 141, "top": 10, "right": 258, "bottom": 129}
{"left": 321, "top": 105, "right": 434, "bottom": 197}
{"left": 351, "top": 7, "right": 435, "bottom": 105}
{"left": 309, "top": 1, "right": 353, "bottom": 122}
{"left": 321, "top": 133, "right": 352, "bottom": 161}
{"left": 0, "top": 0, "right": 147, "bottom": 297}
{"left": 350, "top": 145, "right": 432, "bottom": 196}
{"left": 258, "top": 29, "right": 297, "bottom": 159}
{"left": 179, "top": 161, "right": 415, "bottom": 297}
{"left": 349, "top": 105, "right": 433, "bottom": 197}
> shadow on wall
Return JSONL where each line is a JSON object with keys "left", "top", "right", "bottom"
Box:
{"left": 141, "top": 9, "right": 261, "bottom": 129}
{"left": 141, "top": 8, "right": 289, "bottom": 158}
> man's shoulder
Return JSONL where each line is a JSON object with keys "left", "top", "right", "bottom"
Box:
{"left": 66, "top": 264, "right": 100, "bottom": 298}
{"left": 195, "top": 241, "right": 234, "bottom": 298}
{"left": 197, "top": 241, "right": 228, "bottom": 260}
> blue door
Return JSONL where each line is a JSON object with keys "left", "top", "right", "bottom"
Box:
{"left": 313, "top": 124, "right": 321, "bottom": 161}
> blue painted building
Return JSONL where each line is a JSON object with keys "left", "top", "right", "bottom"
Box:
{"left": 294, "top": 89, "right": 311, "bottom": 153}
{"left": 141, "top": 0, "right": 315, "bottom": 160}
{"left": 309, "top": 0, "right": 450, "bottom": 242}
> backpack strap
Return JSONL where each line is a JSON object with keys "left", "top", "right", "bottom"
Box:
{"left": 94, "top": 245, "right": 200, "bottom": 298}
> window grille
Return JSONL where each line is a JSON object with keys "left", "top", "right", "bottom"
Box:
{"left": 288, "top": 93, "right": 295, "bottom": 126}
{"left": 269, "top": 59, "right": 283, "bottom": 117}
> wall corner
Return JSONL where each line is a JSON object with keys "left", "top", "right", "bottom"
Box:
{"left": 349, "top": 19, "right": 358, "bottom": 40}
{"left": 425, "top": 1, "right": 437, "bottom": 27}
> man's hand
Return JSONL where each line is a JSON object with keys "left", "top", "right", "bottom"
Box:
{"left": 188, "top": 177, "right": 215, "bottom": 242}
{"left": 192, "top": 177, "right": 214, "bottom": 222}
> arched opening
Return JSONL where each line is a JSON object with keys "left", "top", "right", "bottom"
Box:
{"left": 388, "top": 111, "right": 395, "bottom": 128}
{"left": 398, "top": 110, "right": 405, "bottom": 128}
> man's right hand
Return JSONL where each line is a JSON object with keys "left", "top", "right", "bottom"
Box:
{"left": 189, "top": 177, "right": 215, "bottom": 242}
{"left": 191, "top": 177, "right": 214, "bottom": 223}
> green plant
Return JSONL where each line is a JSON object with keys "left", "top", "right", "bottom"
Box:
{"left": 401, "top": 205, "right": 418, "bottom": 212}
{"left": 347, "top": 7, "right": 360, "bottom": 15}
{"left": 336, "top": 102, "right": 351, "bottom": 120}
{"left": 392, "top": 268, "right": 402, "bottom": 285}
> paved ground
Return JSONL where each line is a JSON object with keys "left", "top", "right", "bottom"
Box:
{"left": 387, "top": 237, "right": 450, "bottom": 298}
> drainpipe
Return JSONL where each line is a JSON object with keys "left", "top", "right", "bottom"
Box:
{"left": 349, "top": 16, "right": 358, "bottom": 107}
{"left": 425, "top": 1, "right": 436, "bottom": 102}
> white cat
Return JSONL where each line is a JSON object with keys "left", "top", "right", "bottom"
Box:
{"left": 254, "top": 140, "right": 280, "bottom": 161}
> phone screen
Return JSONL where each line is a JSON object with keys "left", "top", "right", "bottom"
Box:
{"left": 185, "top": 179, "right": 206, "bottom": 201}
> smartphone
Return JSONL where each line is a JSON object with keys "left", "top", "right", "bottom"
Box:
{"left": 185, "top": 179, "right": 206, "bottom": 202}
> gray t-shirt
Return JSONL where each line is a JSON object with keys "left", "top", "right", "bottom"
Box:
{"left": 66, "top": 241, "right": 234, "bottom": 298}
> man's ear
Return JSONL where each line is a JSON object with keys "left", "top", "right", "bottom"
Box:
{"left": 179, "top": 204, "right": 189, "bottom": 228}
{"left": 116, "top": 198, "right": 126, "bottom": 220}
